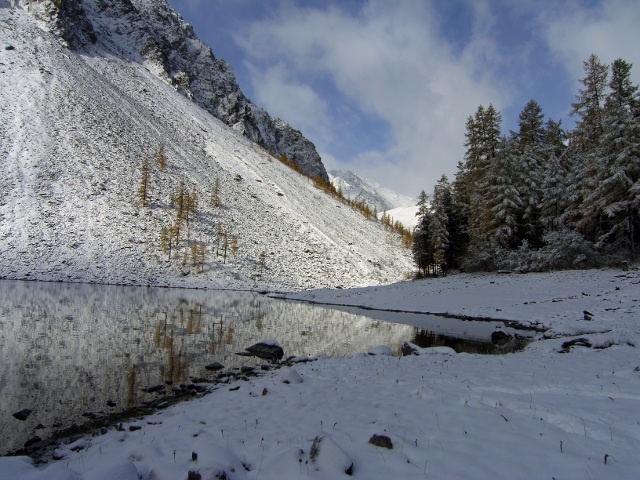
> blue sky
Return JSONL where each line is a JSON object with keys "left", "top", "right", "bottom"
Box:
{"left": 167, "top": 0, "right": 640, "bottom": 198}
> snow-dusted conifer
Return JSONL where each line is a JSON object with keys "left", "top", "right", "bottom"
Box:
{"left": 539, "top": 151, "right": 567, "bottom": 232}
{"left": 488, "top": 139, "right": 521, "bottom": 248}
{"left": 563, "top": 54, "right": 609, "bottom": 238}
{"left": 588, "top": 58, "right": 640, "bottom": 256}
{"left": 412, "top": 191, "right": 433, "bottom": 276}
{"left": 457, "top": 104, "right": 503, "bottom": 245}
{"left": 430, "top": 176, "right": 451, "bottom": 270}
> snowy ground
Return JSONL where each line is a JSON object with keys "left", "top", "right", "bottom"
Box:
{"left": 2, "top": 269, "right": 639, "bottom": 479}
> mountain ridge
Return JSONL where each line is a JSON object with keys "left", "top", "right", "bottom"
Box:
{"left": 329, "top": 169, "right": 415, "bottom": 212}
{"left": 15, "top": 0, "right": 328, "bottom": 182}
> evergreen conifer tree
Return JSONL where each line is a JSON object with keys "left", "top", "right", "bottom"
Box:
{"left": 589, "top": 58, "right": 640, "bottom": 256}
{"left": 488, "top": 138, "right": 521, "bottom": 248}
{"left": 563, "top": 54, "right": 609, "bottom": 239}
{"left": 430, "top": 176, "right": 451, "bottom": 273}
{"left": 412, "top": 191, "right": 434, "bottom": 276}
{"left": 138, "top": 157, "right": 150, "bottom": 207}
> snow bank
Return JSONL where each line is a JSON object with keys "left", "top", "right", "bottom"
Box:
{"left": 1, "top": 269, "right": 639, "bottom": 479}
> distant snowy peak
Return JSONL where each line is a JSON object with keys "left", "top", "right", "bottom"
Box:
{"left": 17, "top": 0, "right": 328, "bottom": 182}
{"left": 329, "top": 169, "right": 415, "bottom": 213}
{"left": 379, "top": 205, "right": 420, "bottom": 231}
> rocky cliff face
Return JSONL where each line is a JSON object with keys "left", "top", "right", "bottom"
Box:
{"left": 17, "top": 0, "right": 328, "bottom": 182}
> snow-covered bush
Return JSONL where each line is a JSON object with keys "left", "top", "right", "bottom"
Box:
{"left": 460, "top": 242, "right": 497, "bottom": 272}
{"left": 461, "top": 230, "right": 602, "bottom": 272}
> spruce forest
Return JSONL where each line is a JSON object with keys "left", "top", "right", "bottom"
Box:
{"left": 413, "top": 54, "right": 640, "bottom": 275}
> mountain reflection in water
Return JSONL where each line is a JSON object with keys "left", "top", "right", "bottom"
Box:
{"left": 0, "top": 280, "right": 414, "bottom": 454}
{"left": 0, "top": 280, "right": 532, "bottom": 454}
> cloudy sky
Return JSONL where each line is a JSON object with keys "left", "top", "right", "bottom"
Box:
{"left": 167, "top": 0, "right": 640, "bottom": 198}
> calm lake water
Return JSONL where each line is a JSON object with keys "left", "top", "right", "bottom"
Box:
{"left": 0, "top": 280, "right": 531, "bottom": 454}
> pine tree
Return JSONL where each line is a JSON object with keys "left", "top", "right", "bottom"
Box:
{"left": 412, "top": 191, "right": 434, "bottom": 276}
{"left": 563, "top": 54, "right": 609, "bottom": 239}
{"left": 510, "top": 100, "right": 547, "bottom": 247}
{"left": 463, "top": 104, "right": 504, "bottom": 244}
{"left": 488, "top": 138, "right": 521, "bottom": 248}
{"left": 258, "top": 251, "right": 267, "bottom": 279}
{"left": 571, "top": 54, "right": 609, "bottom": 146}
{"left": 198, "top": 242, "right": 206, "bottom": 272}
{"left": 138, "top": 157, "right": 150, "bottom": 206}
{"left": 516, "top": 100, "right": 545, "bottom": 150}
{"left": 230, "top": 235, "right": 239, "bottom": 259}
{"left": 160, "top": 225, "right": 172, "bottom": 259}
{"left": 209, "top": 176, "right": 222, "bottom": 207}
{"left": 155, "top": 145, "right": 167, "bottom": 171}
{"left": 430, "top": 176, "right": 451, "bottom": 273}
{"left": 539, "top": 150, "right": 567, "bottom": 233}
{"left": 588, "top": 58, "right": 640, "bottom": 257}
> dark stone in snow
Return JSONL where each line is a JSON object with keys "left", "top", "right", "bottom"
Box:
{"left": 143, "top": 384, "right": 165, "bottom": 393}
{"left": 369, "top": 434, "right": 393, "bottom": 449}
{"left": 491, "top": 331, "right": 513, "bottom": 346}
{"left": 583, "top": 310, "right": 594, "bottom": 321}
{"left": 24, "top": 436, "right": 42, "bottom": 449}
{"left": 310, "top": 435, "right": 354, "bottom": 475}
{"left": 401, "top": 341, "right": 420, "bottom": 356}
{"left": 244, "top": 341, "right": 284, "bottom": 361}
{"left": 5, "top": 45, "right": 15, "bottom": 51}
{"left": 560, "top": 337, "right": 592, "bottom": 353}
{"left": 205, "top": 361, "right": 225, "bottom": 371}
{"left": 13, "top": 409, "right": 32, "bottom": 421}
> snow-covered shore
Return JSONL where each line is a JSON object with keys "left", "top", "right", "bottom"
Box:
{"left": 2, "top": 269, "right": 639, "bottom": 479}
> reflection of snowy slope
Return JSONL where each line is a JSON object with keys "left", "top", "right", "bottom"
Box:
{"left": 0, "top": 280, "right": 415, "bottom": 453}
{"left": 0, "top": 6, "right": 412, "bottom": 290}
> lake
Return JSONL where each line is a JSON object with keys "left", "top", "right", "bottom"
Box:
{"left": 0, "top": 280, "right": 532, "bottom": 454}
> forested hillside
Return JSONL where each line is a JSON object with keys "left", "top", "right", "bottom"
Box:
{"left": 413, "top": 54, "right": 639, "bottom": 274}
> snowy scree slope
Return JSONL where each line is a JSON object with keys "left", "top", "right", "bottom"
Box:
{"left": 0, "top": 3, "right": 413, "bottom": 290}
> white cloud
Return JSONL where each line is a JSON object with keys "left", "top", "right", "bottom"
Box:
{"left": 246, "top": 62, "right": 333, "bottom": 144}
{"left": 234, "top": 1, "right": 512, "bottom": 195}
{"left": 538, "top": 0, "right": 640, "bottom": 88}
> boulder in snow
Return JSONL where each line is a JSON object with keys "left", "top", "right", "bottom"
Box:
{"left": 243, "top": 340, "right": 284, "bottom": 361}
{"left": 205, "top": 361, "right": 225, "bottom": 371}
{"left": 491, "top": 330, "right": 513, "bottom": 346}
{"left": 279, "top": 367, "right": 303, "bottom": 384}
{"left": 401, "top": 342, "right": 456, "bottom": 356}
{"left": 368, "top": 345, "right": 394, "bottom": 356}
{"left": 310, "top": 434, "right": 354, "bottom": 475}
{"left": 369, "top": 434, "right": 393, "bottom": 449}
{"left": 12, "top": 408, "right": 32, "bottom": 421}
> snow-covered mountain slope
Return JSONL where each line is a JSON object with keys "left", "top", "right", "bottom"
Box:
{"left": 329, "top": 169, "right": 415, "bottom": 213}
{"left": 16, "top": 0, "right": 328, "bottom": 182}
{"left": 379, "top": 205, "right": 419, "bottom": 231}
{"left": 0, "top": 5, "right": 413, "bottom": 290}
{"left": 329, "top": 169, "right": 418, "bottom": 229}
